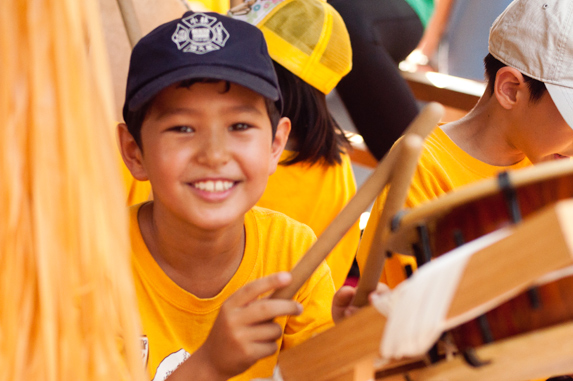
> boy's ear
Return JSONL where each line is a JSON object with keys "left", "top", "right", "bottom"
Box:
{"left": 494, "top": 66, "right": 527, "bottom": 109}
{"left": 268, "top": 117, "right": 291, "bottom": 175}
{"left": 117, "top": 123, "right": 149, "bottom": 181}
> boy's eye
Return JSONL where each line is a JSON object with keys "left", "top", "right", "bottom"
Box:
{"left": 230, "top": 123, "right": 252, "bottom": 131}
{"left": 174, "top": 126, "right": 193, "bottom": 133}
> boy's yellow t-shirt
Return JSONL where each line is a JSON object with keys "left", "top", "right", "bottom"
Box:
{"left": 257, "top": 150, "right": 360, "bottom": 289}
{"left": 130, "top": 204, "right": 335, "bottom": 380}
{"left": 357, "top": 126, "right": 532, "bottom": 288}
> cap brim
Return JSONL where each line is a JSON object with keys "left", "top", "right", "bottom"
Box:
{"left": 546, "top": 83, "right": 573, "bottom": 130}
{"left": 128, "top": 65, "right": 281, "bottom": 112}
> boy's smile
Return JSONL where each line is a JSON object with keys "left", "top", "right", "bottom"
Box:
{"left": 133, "top": 81, "right": 289, "bottom": 231}
{"left": 191, "top": 180, "right": 235, "bottom": 193}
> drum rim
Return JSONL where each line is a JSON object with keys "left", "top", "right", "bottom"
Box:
{"left": 388, "top": 159, "right": 573, "bottom": 254}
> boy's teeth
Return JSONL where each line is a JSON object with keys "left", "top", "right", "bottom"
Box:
{"left": 193, "top": 180, "right": 234, "bottom": 192}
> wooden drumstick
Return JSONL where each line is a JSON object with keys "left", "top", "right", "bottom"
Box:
{"left": 271, "top": 102, "right": 444, "bottom": 300}
{"left": 270, "top": 141, "right": 401, "bottom": 300}
{"left": 350, "top": 103, "right": 443, "bottom": 306}
{"left": 230, "top": 0, "right": 247, "bottom": 9}
{"left": 351, "top": 134, "right": 425, "bottom": 307}
{"left": 116, "top": 0, "right": 142, "bottom": 48}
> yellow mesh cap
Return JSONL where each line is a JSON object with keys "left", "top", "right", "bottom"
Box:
{"left": 230, "top": 0, "right": 352, "bottom": 94}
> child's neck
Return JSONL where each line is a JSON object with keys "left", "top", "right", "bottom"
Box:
{"left": 441, "top": 95, "right": 527, "bottom": 167}
{"left": 138, "top": 202, "right": 245, "bottom": 299}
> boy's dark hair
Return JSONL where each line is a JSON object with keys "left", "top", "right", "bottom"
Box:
{"left": 483, "top": 53, "right": 547, "bottom": 102}
{"left": 273, "top": 62, "right": 350, "bottom": 166}
{"left": 124, "top": 79, "right": 281, "bottom": 149}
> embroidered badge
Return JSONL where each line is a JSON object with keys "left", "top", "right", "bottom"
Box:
{"left": 172, "top": 13, "right": 230, "bottom": 55}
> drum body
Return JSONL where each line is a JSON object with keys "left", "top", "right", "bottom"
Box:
{"left": 424, "top": 175, "right": 573, "bottom": 256}
{"left": 401, "top": 166, "right": 573, "bottom": 351}
{"left": 451, "top": 275, "right": 573, "bottom": 350}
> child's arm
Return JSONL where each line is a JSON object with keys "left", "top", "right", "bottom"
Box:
{"left": 166, "top": 272, "right": 302, "bottom": 381}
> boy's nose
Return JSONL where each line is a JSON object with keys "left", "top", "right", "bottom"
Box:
{"left": 196, "top": 129, "right": 231, "bottom": 167}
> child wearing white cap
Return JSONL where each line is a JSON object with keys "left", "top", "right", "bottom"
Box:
{"left": 357, "top": 0, "right": 573, "bottom": 289}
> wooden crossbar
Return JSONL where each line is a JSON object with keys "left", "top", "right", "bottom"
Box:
{"left": 401, "top": 70, "right": 485, "bottom": 112}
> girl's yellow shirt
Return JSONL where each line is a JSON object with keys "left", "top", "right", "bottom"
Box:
{"left": 257, "top": 150, "right": 360, "bottom": 289}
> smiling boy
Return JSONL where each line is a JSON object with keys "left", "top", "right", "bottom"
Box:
{"left": 118, "top": 12, "right": 339, "bottom": 381}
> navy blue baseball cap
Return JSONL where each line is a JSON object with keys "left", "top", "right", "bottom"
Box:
{"left": 123, "top": 11, "right": 282, "bottom": 121}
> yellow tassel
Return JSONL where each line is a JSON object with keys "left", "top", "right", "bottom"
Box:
{"left": 0, "top": 0, "right": 145, "bottom": 380}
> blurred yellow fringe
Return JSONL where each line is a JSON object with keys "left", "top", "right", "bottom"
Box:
{"left": 0, "top": 0, "right": 145, "bottom": 380}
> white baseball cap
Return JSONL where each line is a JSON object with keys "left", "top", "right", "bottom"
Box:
{"left": 489, "top": 0, "right": 573, "bottom": 129}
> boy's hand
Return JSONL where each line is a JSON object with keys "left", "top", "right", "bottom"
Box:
{"left": 195, "top": 272, "right": 303, "bottom": 380}
{"left": 332, "top": 283, "right": 391, "bottom": 323}
{"left": 331, "top": 285, "right": 357, "bottom": 323}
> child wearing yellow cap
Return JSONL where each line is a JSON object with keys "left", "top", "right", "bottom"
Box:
{"left": 230, "top": 0, "right": 360, "bottom": 290}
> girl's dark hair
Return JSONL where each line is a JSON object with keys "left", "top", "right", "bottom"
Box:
{"left": 124, "top": 79, "right": 281, "bottom": 149}
{"left": 483, "top": 53, "right": 547, "bottom": 102}
{"left": 273, "top": 62, "right": 351, "bottom": 166}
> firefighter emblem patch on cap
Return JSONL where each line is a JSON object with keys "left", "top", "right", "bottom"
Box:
{"left": 172, "top": 13, "right": 230, "bottom": 54}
